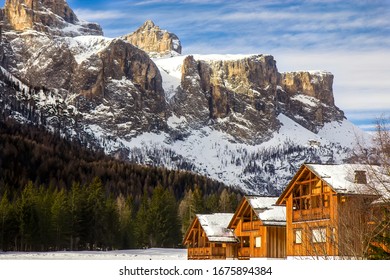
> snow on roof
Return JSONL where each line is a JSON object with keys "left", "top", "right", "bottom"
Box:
{"left": 306, "top": 163, "right": 390, "bottom": 197}
{"left": 247, "top": 196, "right": 286, "bottom": 225}
{"left": 196, "top": 213, "right": 238, "bottom": 243}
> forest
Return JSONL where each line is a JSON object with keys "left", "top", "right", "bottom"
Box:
{"left": 0, "top": 118, "right": 242, "bottom": 251}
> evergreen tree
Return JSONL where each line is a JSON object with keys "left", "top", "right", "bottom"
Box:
{"left": 0, "top": 191, "right": 14, "bottom": 250}
{"left": 116, "top": 194, "right": 135, "bottom": 249}
{"left": 15, "top": 182, "right": 39, "bottom": 251}
{"left": 85, "top": 177, "right": 105, "bottom": 250}
{"left": 134, "top": 191, "right": 150, "bottom": 248}
{"left": 205, "top": 193, "right": 219, "bottom": 213}
{"left": 68, "top": 182, "right": 83, "bottom": 250}
{"left": 148, "top": 185, "right": 180, "bottom": 248}
{"left": 51, "top": 188, "right": 68, "bottom": 250}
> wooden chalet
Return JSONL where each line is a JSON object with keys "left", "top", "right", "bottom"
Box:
{"left": 228, "top": 196, "right": 287, "bottom": 259}
{"left": 183, "top": 213, "right": 238, "bottom": 259}
{"left": 276, "top": 163, "right": 389, "bottom": 258}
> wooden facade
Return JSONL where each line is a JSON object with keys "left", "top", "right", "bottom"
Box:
{"left": 228, "top": 196, "right": 286, "bottom": 259}
{"left": 183, "top": 213, "right": 238, "bottom": 259}
{"left": 184, "top": 163, "right": 388, "bottom": 260}
{"left": 276, "top": 163, "right": 383, "bottom": 258}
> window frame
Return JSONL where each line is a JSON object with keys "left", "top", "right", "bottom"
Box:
{"left": 312, "top": 228, "right": 326, "bottom": 243}
{"left": 294, "top": 229, "right": 302, "bottom": 244}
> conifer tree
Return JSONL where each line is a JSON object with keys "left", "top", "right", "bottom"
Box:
{"left": 134, "top": 191, "right": 151, "bottom": 248}
{"left": 148, "top": 185, "right": 181, "bottom": 248}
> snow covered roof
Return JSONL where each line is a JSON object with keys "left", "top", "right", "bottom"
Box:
{"left": 246, "top": 196, "right": 286, "bottom": 226}
{"left": 196, "top": 213, "right": 238, "bottom": 243}
{"left": 305, "top": 163, "right": 390, "bottom": 197}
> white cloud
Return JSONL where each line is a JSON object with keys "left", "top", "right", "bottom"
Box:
{"left": 74, "top": 9, "right": 128, "bottom": 21}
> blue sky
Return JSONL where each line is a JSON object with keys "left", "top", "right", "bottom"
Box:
{"left": 1, "top": 0, "right": 390, "bottom": 131}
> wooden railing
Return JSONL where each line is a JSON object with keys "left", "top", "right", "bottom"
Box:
{"left": 242, "top": 221, "right": 261, "bottom": 231}
{"left": 188, "top": 247, "right": 226, "bottom": 259}
{"left": 238, "top": 247, "right": 250, "bottom": 259}
{"left": 293, "top": 209, "right": 330, "bottom": 222}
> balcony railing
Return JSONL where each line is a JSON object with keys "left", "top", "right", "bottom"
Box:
{"left": 188, "top": 247, "right": 226, "bottom": 259}
{"left": 242, "top": 221, "right": 261, "bottom": 231}
{"left": 238, "top": 247, "right": 250, "bottom": 259}
{"left": 293, "top": 209, "right": 330, "bottom": 222}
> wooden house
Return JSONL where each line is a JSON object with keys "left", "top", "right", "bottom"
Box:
{"left": 228, "top": 196, "right": 287, "bottom": 259}
{"left": 183, "top": 213, "right": 238, "bottom": 259}
{"left": 276, "top": 163, "right": 388, "bottom": 259}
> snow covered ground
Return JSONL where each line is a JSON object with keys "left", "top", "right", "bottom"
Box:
{"left": 0, "top": 248, "right": 187, "bottom": 260}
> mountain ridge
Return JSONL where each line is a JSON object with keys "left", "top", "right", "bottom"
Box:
{"left": 0, "top": 0, "right": 371, "bottom": 194}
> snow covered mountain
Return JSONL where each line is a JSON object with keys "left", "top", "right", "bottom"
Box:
{"left": 0, "top": 0, "right": 370, "bottom": 194}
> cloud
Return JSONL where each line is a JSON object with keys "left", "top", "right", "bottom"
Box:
{"left": 74, "top": 8, "right": 128, "bottom": 21}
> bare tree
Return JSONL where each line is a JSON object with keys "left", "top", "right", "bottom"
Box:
{"left": 351, "top": 117, "right": 390, "bottom": 259}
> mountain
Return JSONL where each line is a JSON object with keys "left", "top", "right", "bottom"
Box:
{"left": 122, "top": 20, "right": 182, "bottom": 57}
{"left": 0, "top": 0, "right": 370, "bottom": 194}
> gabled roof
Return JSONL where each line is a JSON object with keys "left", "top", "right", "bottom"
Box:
{"left": 229, "top": 196, "right": 286, "bottom": 228}
{"left": 197, "top": 213, "right": 238, "bottom": 243}
{"left": 183, "top": 213, "right": 238, "bottom": 244}
{"left": 276, "top": 163, "right": 390, "bottom": 205}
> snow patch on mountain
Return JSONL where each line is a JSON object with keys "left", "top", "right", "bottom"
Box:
{"left": 86, "top": 113, "right": 364, "bottom": 194}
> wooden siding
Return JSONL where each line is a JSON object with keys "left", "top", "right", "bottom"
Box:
{"left": 183, "top": 216, "right": 237, "bottom": 260}
{"left": 188, "top": 245, "right": 228, "bottom": 260}
{"left": 231, "top": 197, "right": 286, "bottom": 259}
{"left": 284, "top": 166, "right": 340, "bottom": 257}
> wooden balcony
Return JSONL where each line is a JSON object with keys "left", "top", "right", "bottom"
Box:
{"left": 187, "top": 247, "right": 226, "bottom": 260}
{"left": 242, "top": 221, "right": 261, "bottom": 231}
{"left": 238, "top": 247, "right": 250, "bottom": 260}
{"left": 293, "top": 209, "right": 330, "bottom": 222}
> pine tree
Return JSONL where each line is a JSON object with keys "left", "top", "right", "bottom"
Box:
{"left": 134, "top": 191, "right": 151, "bottom": 248}
{"left": 0, "top": 191, "right": 12, "bottom": 250}
{"left": 15, "top": 182, "right": 39, "bottom": 251}
{"left": 68, "top": 182, "right": 82, "bottom": 250}
{"left": 148, "top": 185, "right": 180, "bottom": 248}
{"left": 51, "top": 188, "right": 68, "bottom": 250}
{"left": 85, "top": 177, "right": 105, "bottom": 250}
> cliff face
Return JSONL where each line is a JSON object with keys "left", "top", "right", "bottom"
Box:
{"left": 0, "top": 1, "right": 165, "bottom": 138}
{"left": 2, "top": 0, "right": 103, "bottom": 36}
{"left": 123, "top": 20, "right": 182, "bottom": 57}
{"left": 171, "top": 55, "right": 280, "bottom": 143}
{"left": 277, "top": 71, "right": 344, "bottom": 132}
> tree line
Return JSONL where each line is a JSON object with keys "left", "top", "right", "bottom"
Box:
{"left": 0, "top": 119, "right": 242, "bottom": 251}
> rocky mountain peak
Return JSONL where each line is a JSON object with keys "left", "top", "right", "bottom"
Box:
{"left": 1, "top": 0, "right": 103, "bottom": 36}
{"left": 142, "top": 19, "right": 157, "bottom": 30}
{"left": 123, "top": 20, "right": 182, "bottom": 57}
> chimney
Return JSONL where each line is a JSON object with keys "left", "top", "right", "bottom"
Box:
{"left": 354, "top": 170, "right": 367, "bottom": 184}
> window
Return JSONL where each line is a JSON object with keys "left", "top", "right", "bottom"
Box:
{"left": 294, "top": 229, "right": 302, "bottom": 244}
{"left": 255, "top": 236, "right": 262, "bottom": 248}
{"left": 242, "top": 236, "right": 250, "bottom": 247}
{"left": 312, "top": 228, "right": 326, "bottom": 243}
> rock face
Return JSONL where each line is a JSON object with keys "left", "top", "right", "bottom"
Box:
{"left": 123, "top": 20, "right": 182, "bottom": 57}
{"left": 172, "top": 55, "right": 280, "bottom": 143}
{"left": 0, "top": 1, "right": 165, "bottom": 138}
{"left": 2, "top": 0, "right": 103, "bottom": 36}
{"left": 277, "top": 71, "right": 344, "bottom": 132}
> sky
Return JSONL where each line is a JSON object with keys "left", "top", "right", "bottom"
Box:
{"left": 1, "top": 0, "right": 389, "bottom": 132}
